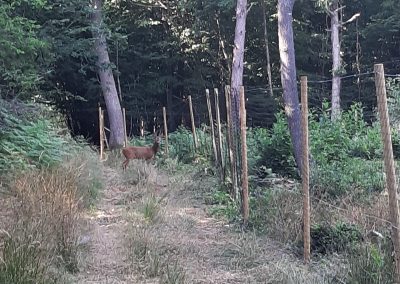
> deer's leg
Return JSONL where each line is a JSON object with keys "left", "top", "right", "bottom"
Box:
{"left": 122, "top": 159, "right": 129, "bottom": 171}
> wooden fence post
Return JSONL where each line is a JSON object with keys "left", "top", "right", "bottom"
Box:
{"left": 163, "top": 106, "right": 169, "bottom": 157}
{"left": 206, "top": 89, "right": 218, "bottom": 166}
{"left": 122, "top": 107, "right": 128, "bottom": 147}
{"left": 375, "top": 63, "right": 400, "bottom": 283}
{"left": 140, "top": 117, "right": 144, "bottom": 138}
{"left": 99, "top": 107, "right": 104, "bottom": 160}
{"left": 225, "top": 85, "right": 238, "bottom": 200}
{"left": 301, "top": 76, "right": 311, "bottom": 264}
{"left": 188, "top": 95, "right": 199, "bottom": 149}
{"left": 239, "top": 86, "right": 249, "bottom": 225}
{"left": 102, "top": 110, "right": 109, "bottom": 150}
{"left": 214, "top": 88, "right": 225, "bottom": 178}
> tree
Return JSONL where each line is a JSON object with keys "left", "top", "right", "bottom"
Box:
{"left": 0, "top": 0, "right": 47, "bottom": 99}
{"left": 261, "top": 0, "right": 273, "bottom": 97}
{"left": 325, "top": 0, "right": 360, "bottom": 120}
{"left": 91, "top": 0, "right": 124, "bottom": 148}
{"left": 230, "top": 0, "right": 248, "bottom": 201}
{"left": 329, "top": 0, "right": 341, "bottom": 121}
{"left": 277, "top": 0, "right": 303, "bottom": 173}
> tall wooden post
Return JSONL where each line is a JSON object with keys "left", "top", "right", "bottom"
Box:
{"left": 301, "top": 76, "right": 310, "bottom": 264}
{"left": 206, "top": 89, "right": 218, "bottom": 166}
{"left": 163, "top": 107, "right": 169, "bottom": 157}
{"left": 214, "top": 88, "right": 225, "bottom": 178}
{"left": 99, "top": 106, "right": 104, "bottom": 160}
{"left": 140, "top": 117, "right": 144, "bottom": 138}
{"left": 102, "top": 110, "right": 109, "bottom": 150}
{"left": 239, "top": 86, "right": 249, "bottom": 225}
{"left": 225, "top": 85, "right": 238, "bottom": 200}
{"left": 374, "top": 63, "right": 400, "bottom": 283}
{"left": 188, "top": 95, "right": 199, "bottom": 149}
{"left": 122, "top": 108, "right": 128, "bottom": 147}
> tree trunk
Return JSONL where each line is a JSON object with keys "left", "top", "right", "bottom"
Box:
{"left": 278, "top": 0, "right": 303, "bottom": 173}
{"left": 330, "top": 0, "right": 341, "bottom": 121}
{"left": 91, "top": 0, "right": 124, "bottom": 149}
{"left": 230, "top": 0, "right": 248, "bottom": 198}
{"left": 166, "top": 84, "right": 175, "bottom": 131}
{"left": 262, "top": 0, "right": 274, "bottom": 97}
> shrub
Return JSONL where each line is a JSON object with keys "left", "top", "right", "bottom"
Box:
{"left": 347, "top": 239, "right": 394, "bottom": 283}
{"left": 310, "top": 222, "right": 362, "bottom": 254}
{"left": 250, "top": 112, "right": 297, "bottom": 178}
{"left": 167, "top": 125, "right": 212, "bottom": 164}
{"left": 247, "top": 103, "right": 387, "bottom": 197}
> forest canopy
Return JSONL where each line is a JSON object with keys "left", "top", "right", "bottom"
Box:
{"left": 1, "top": 0, "right": 399, "bottom": 141}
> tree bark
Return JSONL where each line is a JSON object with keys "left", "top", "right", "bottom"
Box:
{"left": 262, "top": 0, "right": 274, "bottom": 97}
{"left": 230, "top": 0, "right": 248, "bottom": 197}
{"left": 330, "top": 0, "right": 341, "bottom": 121}
{"left": 278, "top": 0, "right": 303, "bottom": 173}
{"left": 91, "top": 0, "right": 124, "bottom": 148}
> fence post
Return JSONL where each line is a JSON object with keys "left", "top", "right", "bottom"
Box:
{"left": 188, "top": 95, "right": 199, "bottom": 149}
{"left": 239, "top": 86, "right": 249, "bottom": 225}
{"left": 374, "top": 63, "right": 400, "bottom": 283}
{"left": 225, "top": 85, "right": 238, "bottom": 200}
{"left": 140, "top": 117, "right": 144, "bottom": 138}
{"left": 102, "top": 110, "right": 109, "bottom": 150}
{"left": 301, "top": 76, "right": 311, "bottom": 264}
{"left": 163, "top": 107, "right": 169, "bottom": 157}
{"left": 122, "top": 107, "right": 128, "bottom": 147}
{"left": 214, "top": 88, "right": 225, "bottom": 179}
{"left": 206, "top": 89, "right": 218, "bottom": 167}
{"left": 99, "top": 107, "right": 104, "bottom": 160}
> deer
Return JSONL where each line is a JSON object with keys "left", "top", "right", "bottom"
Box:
{"left": 122, "top": 132, "right": 162, "bottom": 171}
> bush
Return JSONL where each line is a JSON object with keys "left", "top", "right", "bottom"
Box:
{"left": 168, "top": 125, "right": 212, "bottom": 164}
{"left": 250, "top": 112, "right": 297, "bottom": 178}
{"left": 248, "top": 103, "right": 388, "bottom": 197}
{"left": 347, "top": 239, "right": 394, "bottom": 283}
{"left": 312, "top": 158, "right": 384, "bottom": 197}
{"left": 310, "top": 222, "right": 363, "bottom": 254}
{"left": 0, "top": 101, "right": 85, "bottom": 177}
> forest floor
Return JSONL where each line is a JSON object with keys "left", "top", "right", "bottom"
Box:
{"left": 71, "top": 161, "right": 333, "bottom": 284}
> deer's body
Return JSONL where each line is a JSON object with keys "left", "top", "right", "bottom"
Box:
{"left": 122, "top": 135, "right": 161, "bottom": 170}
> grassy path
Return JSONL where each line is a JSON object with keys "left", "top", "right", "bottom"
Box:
{"left": 74, "top": 161, "right": 325, "bottom": 284}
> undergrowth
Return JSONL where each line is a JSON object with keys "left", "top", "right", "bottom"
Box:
{"left": 0, "top": 99, "right": 103, "bottom": 282}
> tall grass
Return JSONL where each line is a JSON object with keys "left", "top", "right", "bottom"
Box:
{"left": 0, "top": 100, "right": 103, "bottom": 282}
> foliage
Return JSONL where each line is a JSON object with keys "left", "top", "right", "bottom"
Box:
{"left": 347, "top": 239, "right": 395, "bottom": 284}
{"left": 0, "top": 103, "right": 80, "bottom": 175}
{"left": 167, "top": 125, "right": 212, "bottom": 164}
{"left": 310, "top": 222, "right": 363, "bottom": 254}
{"left": 207, "top": 188, "right": 239, "bottom": 221}
{"left": 251, "top": 112, "right": 298, "bottom": 178}
{"left": 387, "top": 77, "right": 400, "bottom": 127}
{"left": 247, "top": 103, "right": 390, "bottom": 198}
{"left": 0, "top": 0, "right": 47, "bottom": 99}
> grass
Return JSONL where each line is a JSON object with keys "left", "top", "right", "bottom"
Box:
{"left": 0, "top": 230, "right": 50, "bottom": 284}
{"left": 0, "top": 148, "right": 103, "bottom": 282}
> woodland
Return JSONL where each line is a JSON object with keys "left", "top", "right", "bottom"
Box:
{"left": 1, "top": 0, "right": 400, "bottom": 283}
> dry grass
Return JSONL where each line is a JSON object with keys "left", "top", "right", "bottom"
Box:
{"left": 0, "top": 150, "right": 103, "bottom": 282}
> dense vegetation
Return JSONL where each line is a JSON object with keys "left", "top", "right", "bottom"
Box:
{"left": 1, "top": 0, "right": 400, "bottom": 138}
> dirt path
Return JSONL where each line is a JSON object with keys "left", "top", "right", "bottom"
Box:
{"left": 73, "top": 167, "right": 136, "bottom": 283}
{"left": 74, "top": 163, "right": 325, "bottom": 284}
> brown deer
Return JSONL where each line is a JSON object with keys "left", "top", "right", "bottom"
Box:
{"left": 122, "top": 133, "right": 162, "bottom": 171}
